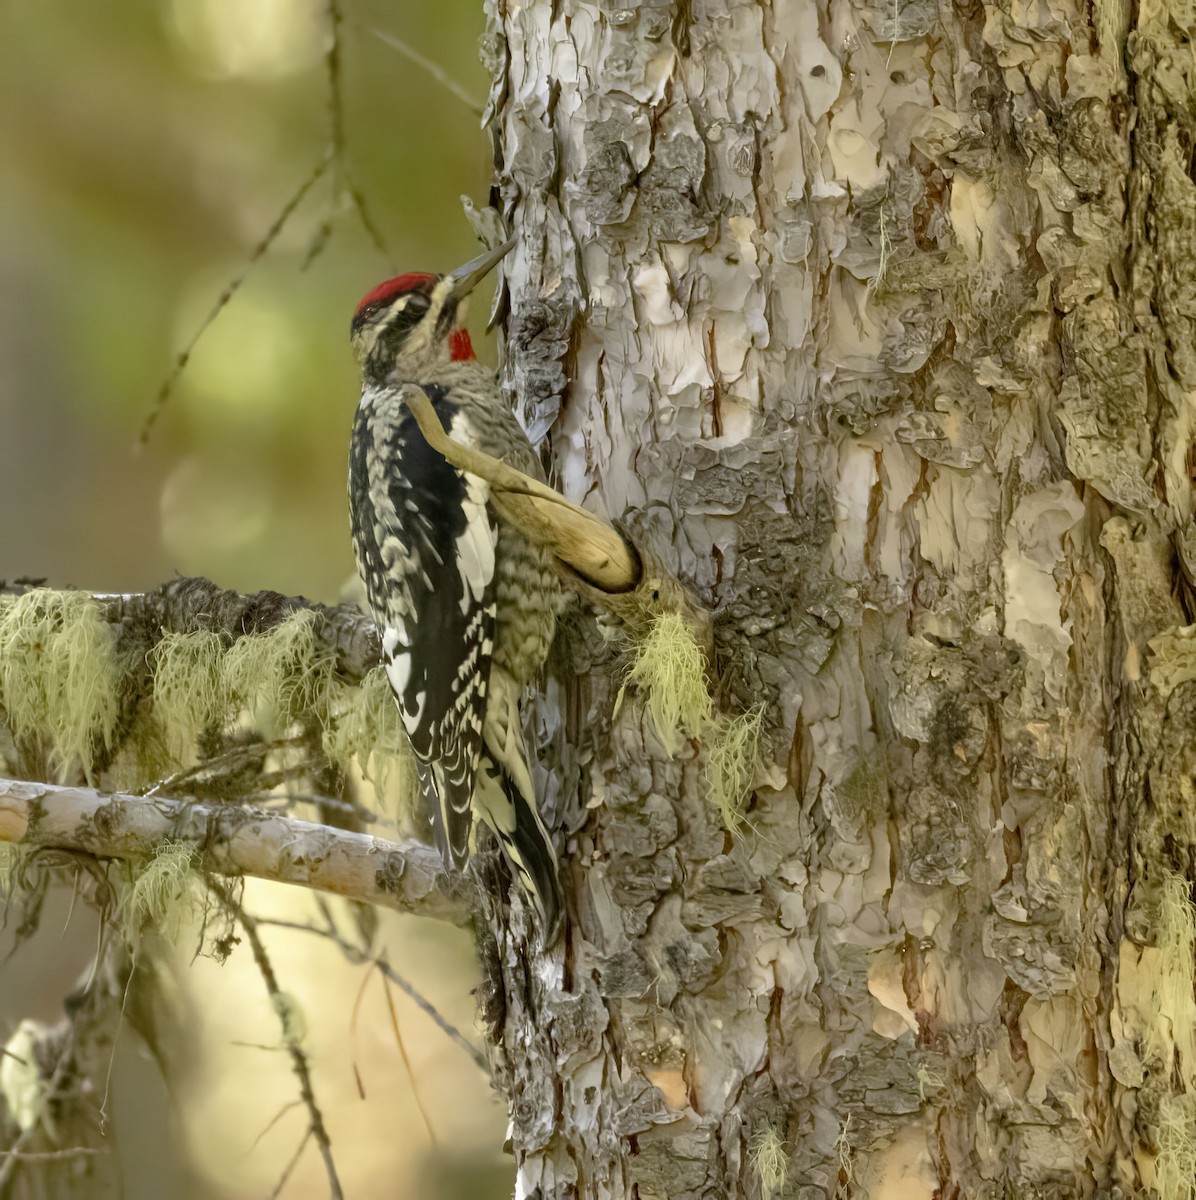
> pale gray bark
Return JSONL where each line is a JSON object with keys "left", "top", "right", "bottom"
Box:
{"left": 481, "top": 0, "right": 1196, "bottom": 1195}
{"left": 0, "top": 778, "right": 464, "bottom": 922}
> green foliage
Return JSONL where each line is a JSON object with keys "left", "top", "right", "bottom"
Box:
{"left": 0, "top": 590, "right": 123, "bottom": 782}
{"left": 118, "top": 840, "right": 197, "bottom": 947}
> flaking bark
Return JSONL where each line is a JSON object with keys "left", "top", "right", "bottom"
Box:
{"left": 479, "top": 0, "right": 1196, "bottom": 1193}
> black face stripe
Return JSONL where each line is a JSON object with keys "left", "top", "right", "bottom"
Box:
{"left": 349, "top": 288, "right": 432, "bottom": 339}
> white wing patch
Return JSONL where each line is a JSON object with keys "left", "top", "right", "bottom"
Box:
{"left": 381, "top": 621, "right": 424, "bottom": 734}
{"left": 445, "top": 411, "right": 498, "bottom": 616}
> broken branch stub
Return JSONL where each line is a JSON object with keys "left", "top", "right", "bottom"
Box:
{"left": 401, "top": 386, "right": 711, "bottom": 650}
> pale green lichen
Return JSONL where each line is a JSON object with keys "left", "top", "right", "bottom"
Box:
{"left": 749, "top": 1125, "right": 788, "bottom": 1200}
{"left": 0, "top": 1020, "right": 54, "bottom": 1137}
{"left": 618, "top": 612, "right": 712, "bottom": 755}
{"left": 1149, "top": 870, "right": 1196, "bottom": 1199}
{"left": 1157, "top": 1094, "right": 1196, "bottom": 1200}
{"left": 705, "top": 705, "right": 765, "bottom": 830}
{"left": 835, "top": 1114, "right": 857, "bottom": 1186}
{"left": 222, "top": 611, "right": 336, "bottom": 736}
{"left": 1152, "top": 870, "right": 1196, "bottom": 1070}
{"left": 148, "top": 630, "right": 229, "bottom": 762}
{"left": 617, "top": 613, "right": 760, "bottom": 831}
{"left": 0, "top": 590, "right": 123, "bottom": 783}
{"left": 118, "top": 841, "right": 197, "bottom": 947}
{"left": 0, "top": 842, "right": 20, "bottom": 897}
{"left": 322, "top": 668, "right": 408, "bottom": 784}
{"left": 915, "top": 1061, "right": 945, "bottom": 1101}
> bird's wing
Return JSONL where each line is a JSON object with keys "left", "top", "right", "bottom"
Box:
{"left": 349, "top": 381, "right": 497, "bottom": 867}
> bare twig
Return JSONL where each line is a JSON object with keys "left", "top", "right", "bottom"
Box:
{"left": 137, "top": 153, "right": 334, "bottom": 448}
{"left": 210, "top": 880, "right": 342, "bottom": 1200}
{"left": 363, "top": 24, "right": 485, "bottom": 115}
{"left": 257, "top": 916, "right": 487, "bottom": 1073}
{"left": 0, "top": 1148, "right": 102, "bottom": 1161}
{"left": 377, "top": 965, "right": 437, "bottom": 1145}
{"left": 0, "top": 778, "right": 468, "bottom": 924}
{"left": 324, "top": 0, "right": 388, "bottom": 259}
{"left": 268, "top": 1128, "right": 314, "bottom": 1200}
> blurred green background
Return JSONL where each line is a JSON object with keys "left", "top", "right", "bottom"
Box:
{"left": 0, "top": 0, "right": 501, "bottom": 599}
{"left": 1, "top": 0, "right": 511, "bottom": 1195}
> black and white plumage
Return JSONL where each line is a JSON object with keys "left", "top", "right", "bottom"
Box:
{"left": 347, "top": 244, "right": 563, "bottom": 940}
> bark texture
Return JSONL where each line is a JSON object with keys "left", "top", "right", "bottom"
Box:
{"left": 0, "top": 778, "right": 464, "bottom": 921}
{"left": 481, "top": 0, "right": 1196, "bottom": 1194}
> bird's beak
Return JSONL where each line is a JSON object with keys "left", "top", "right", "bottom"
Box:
{"left": 446, "top": 237, "right": 516, "bottom": 302}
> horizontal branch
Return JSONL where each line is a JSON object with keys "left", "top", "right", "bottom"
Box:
{"left": 2, "top": 577, "right": 382, "bottom": 684}
{"left": 0, "top": 778, "right": 467, "bottom": 924}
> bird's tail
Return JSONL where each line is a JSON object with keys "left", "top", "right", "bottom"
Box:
{"left": 475, "top": 760, "right": 563, "bottom": 943}
{"left": 477, "top": 665, "right": 564, "bottom": 943}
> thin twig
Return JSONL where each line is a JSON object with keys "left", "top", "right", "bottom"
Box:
{"left": 138, "top": 736, "right": 304, "bottom": 798}
{"left": 257, "top": 916, "right": 488, "bottom": 1073}
{"left": 363, "top": 24, "right": 486, "bottom": 115}
{"left": 0, "top": 1148, "right": 102, "bottom": 1162}
{"left": 325, "top": 0, "right": 388, "bottom": 258}
{"left": 210, "top": 880, "right": 344, "bottom": 1200}
{"left": 377, "top": 965, "right": 438, "bottom": 1146}
{"left": 138, "top": 152, "right": 333, "bottom": 449}
{"left": 248, "top": 1100, "right": 305, "bottom": 1154}
{"left": 267, "top": 1127, "right": 314, "bottom": 1200}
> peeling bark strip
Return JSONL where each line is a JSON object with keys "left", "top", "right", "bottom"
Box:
{"left": 0, "top": 778, "right": 466, "bottom": 922}
{"left": 481, "top": 0, "right": 1196, "bottom": 1191}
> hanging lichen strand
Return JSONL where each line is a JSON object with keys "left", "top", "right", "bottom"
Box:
{"left": 0, "top": 591, "right": 410, "bottom": 803}
{"left": 0, "top": 591, "right": 123, "bottom": 783}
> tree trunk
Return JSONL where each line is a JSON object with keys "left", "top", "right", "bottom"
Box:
{"left": 483, "top": 0, "right": 1196, "bottom": 1194}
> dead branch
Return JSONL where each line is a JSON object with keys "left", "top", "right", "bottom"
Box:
{"left": 210, "top": 879, "right": 344, "bottom": 1200}
{"left": 0, "top": 778, "right": 467, "bottom": 924}
{"left": 401, "top": 387, "right": 712, "bottom": 646}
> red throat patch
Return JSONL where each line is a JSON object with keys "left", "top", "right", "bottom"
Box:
{"left": 449, "top": 329, "right": 475, "bottom": 361}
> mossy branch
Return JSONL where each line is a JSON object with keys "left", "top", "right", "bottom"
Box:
{"left": 2, "top": 576, "right": 383, "bottom": 684}
{"left": 0, "top": 777, "right": 467, "bottom": 923}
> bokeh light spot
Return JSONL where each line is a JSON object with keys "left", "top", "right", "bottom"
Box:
{"left": 169, "top": 0, "right": 325, "bottom": 80}
{"left": 160, "top": 455, "right": 274, "bottom": 560}
{"left": 174, "top": 283, "right": 304, "bottom": 429}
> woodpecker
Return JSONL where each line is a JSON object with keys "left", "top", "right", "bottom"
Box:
{"left": 347, "top": 240, "right": 563, "bottom": 941}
